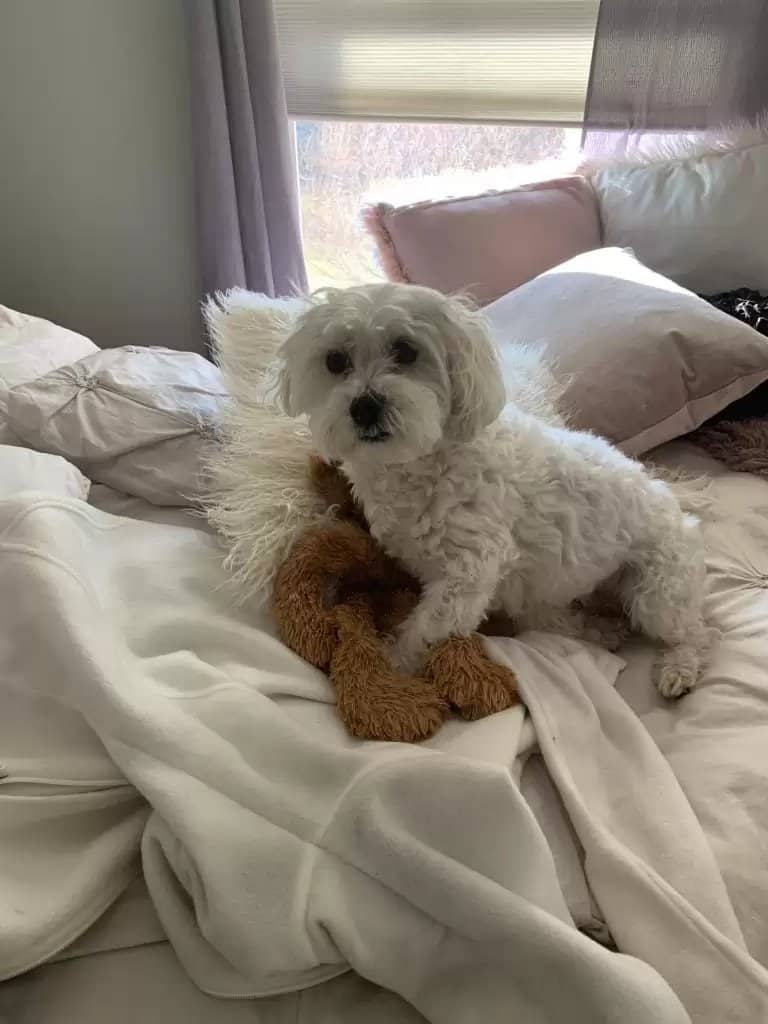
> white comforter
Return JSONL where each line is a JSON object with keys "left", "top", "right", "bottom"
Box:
{"left": 2, "top": 443, "right": 768, "bottom": 1023}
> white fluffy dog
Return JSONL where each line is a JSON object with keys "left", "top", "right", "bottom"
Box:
{"left": 277, "top": 282, "right": 712, "bottom": 698}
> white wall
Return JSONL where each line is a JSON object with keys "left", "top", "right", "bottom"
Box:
{"left": 0, "top": 0, "right": 203, "bottom": 351}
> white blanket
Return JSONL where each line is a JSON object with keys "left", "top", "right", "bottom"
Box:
{"left": 2, "top": 457, "right": 768, "bottom": 1021}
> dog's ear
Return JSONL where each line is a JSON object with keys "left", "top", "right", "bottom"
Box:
{"left": 274, "top": 291, "right": 345, "bottom": 417}
{"left": 274, "top": 315, "right": 316, "bottom": 416}
{"left": 440, "top": 297, "right": 506, "bottom": 441}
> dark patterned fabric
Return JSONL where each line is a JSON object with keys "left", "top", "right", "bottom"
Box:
{"left": 700, "top": 289, "right": 768, "bottom": 422}
{"left": 703, "top": 289, "right": 768, "bottom": 337}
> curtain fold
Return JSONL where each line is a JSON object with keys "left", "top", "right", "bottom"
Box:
{"left": 186, "top": 0, "right": 307, "bottom": 299}
{"left": 584, "top": 0, "right": 768, "bottom": 154}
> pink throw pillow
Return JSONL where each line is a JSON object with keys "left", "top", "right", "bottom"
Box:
{"left": 363, "top": 177, "right": 601, "bottom": 306}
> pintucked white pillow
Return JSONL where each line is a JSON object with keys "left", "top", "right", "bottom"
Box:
{"left": 0, "top": 305, "right": 98, "bottom": 445}
{"left": 486, "top": 248, "right": 768, "bottom": 455}
{"left": 8, "top": 346, "right": 227, "bottom": 506}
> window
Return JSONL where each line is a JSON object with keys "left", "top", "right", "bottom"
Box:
{"left": 279, "top": 2, "right": 595, "bottom": 288}
{"left": 295, "top": 120, "right": 582, "bottom": 290}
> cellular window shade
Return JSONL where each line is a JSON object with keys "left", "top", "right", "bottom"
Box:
{"left": 275, "top": 1, "right": 602, "bottom": 124}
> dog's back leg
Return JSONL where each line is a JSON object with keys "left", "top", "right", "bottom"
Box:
{"left": 622, "top": 521, "right": 715, "bottom": 698}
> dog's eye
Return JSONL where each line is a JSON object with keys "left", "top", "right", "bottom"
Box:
{"left": 325, "top": 349, "right": 352, "bottom": 375}
{"left": 391, "top": 337, "right": 418, "bottom": 366}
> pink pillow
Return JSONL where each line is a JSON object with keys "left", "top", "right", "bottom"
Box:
{"left": 363, "top": 177, "right": 601, "bottom": 306}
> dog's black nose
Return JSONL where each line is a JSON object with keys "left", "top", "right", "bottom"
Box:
{"left": 350, "top": 392, "right": 383, "bottom": 428}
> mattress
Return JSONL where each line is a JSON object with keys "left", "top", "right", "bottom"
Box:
{"left": 2, "top": 441, "right": 768, "bottom": 1023}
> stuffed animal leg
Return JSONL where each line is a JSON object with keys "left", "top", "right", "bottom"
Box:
{"left": 272, "top": 520, "right": 448, "bottom": 742}
{"left": 424, "top": 635, "right": 519, "bottom": 720}
{"left": 331, "top": 598, "right": 449, "bottom": 742}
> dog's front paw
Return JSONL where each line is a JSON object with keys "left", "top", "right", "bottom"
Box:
{"left": 389, "top": 635, "right": 427, "bottom": 676}
{"left": 425, "top": 635, "right": 519, "bottom": 720}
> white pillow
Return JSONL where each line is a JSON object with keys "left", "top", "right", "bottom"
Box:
{"left": 0, "top": 305, "right": 98, "bottom": 444}
{"left": 586, "top": 128, "right": 768, "bottom": 295}
{"left": 486, "top": 247, "right": 768, "bottom": 455}
{"left": 0, "top": 445, "right": 90, "bottom": 501}
{"left": 8, "top": 346, "right": 226, "bottom": 507}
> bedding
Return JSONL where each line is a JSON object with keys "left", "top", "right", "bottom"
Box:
{"left": 0, "top": 476, "right": 687, "bottom": 1021}
{"left": 704, "top": 288, "right": 768, "bottom": 338}
{"left": 3, "top": 438, "right": 768, "bottom": 1023}
{"left": 583, "top": 124, "right": 768, "bottom": 295}
{"left": 694, "top": 288, "right": 768, "bottom": 426}
{"left": 618, "top": 440, "right": 768, "bottom": 967}
{"left": 0, "top": 445, "right": 90, "bottom": 501}
{"left": 485, "top": 248, "right": 768, "bottom": 455}
{"left": 363, "top": 176, "right": 601, "bottom": 306}
{"left": 8, "top": 346, "right": 226, "bottom": 506}
{"left": 692, "top": 418, "right": 768, "bottom": 478}
{"left": 3, "top": 317, "right": 768, "bottom": 1022}
{"left": 682, "top": 290, "right": 768, "bottom": 472}
{"left": 0, "top": 304, "right": 98, "bottom": 445}
{"left": 2, "top": 939, "right": 428, "bottom": 1024}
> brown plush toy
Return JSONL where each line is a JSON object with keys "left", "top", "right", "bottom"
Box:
{"left": 272, "top": 456, "right": 519, "bottom": 742}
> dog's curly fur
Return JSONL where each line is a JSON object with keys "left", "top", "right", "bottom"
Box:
{"left": 278, "top": 283, "right": 714, "bottom": 698}
{"left": 272, "top": 456, "right": 518, "bottom": 742}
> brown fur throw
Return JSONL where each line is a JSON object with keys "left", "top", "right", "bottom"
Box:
{"left": 692, "top": 418, "right": 768, "bottom": 477}
{"left": 272, "top": 456, "right": 519, "bottom": 743}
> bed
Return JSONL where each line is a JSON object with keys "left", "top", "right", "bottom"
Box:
{"left": 1, "top": 300, "right": 768, "bottom": 1024}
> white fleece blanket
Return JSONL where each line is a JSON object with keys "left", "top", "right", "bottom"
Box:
{"left": 2, "top": 458, "right": 768, "bottom": 1021}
